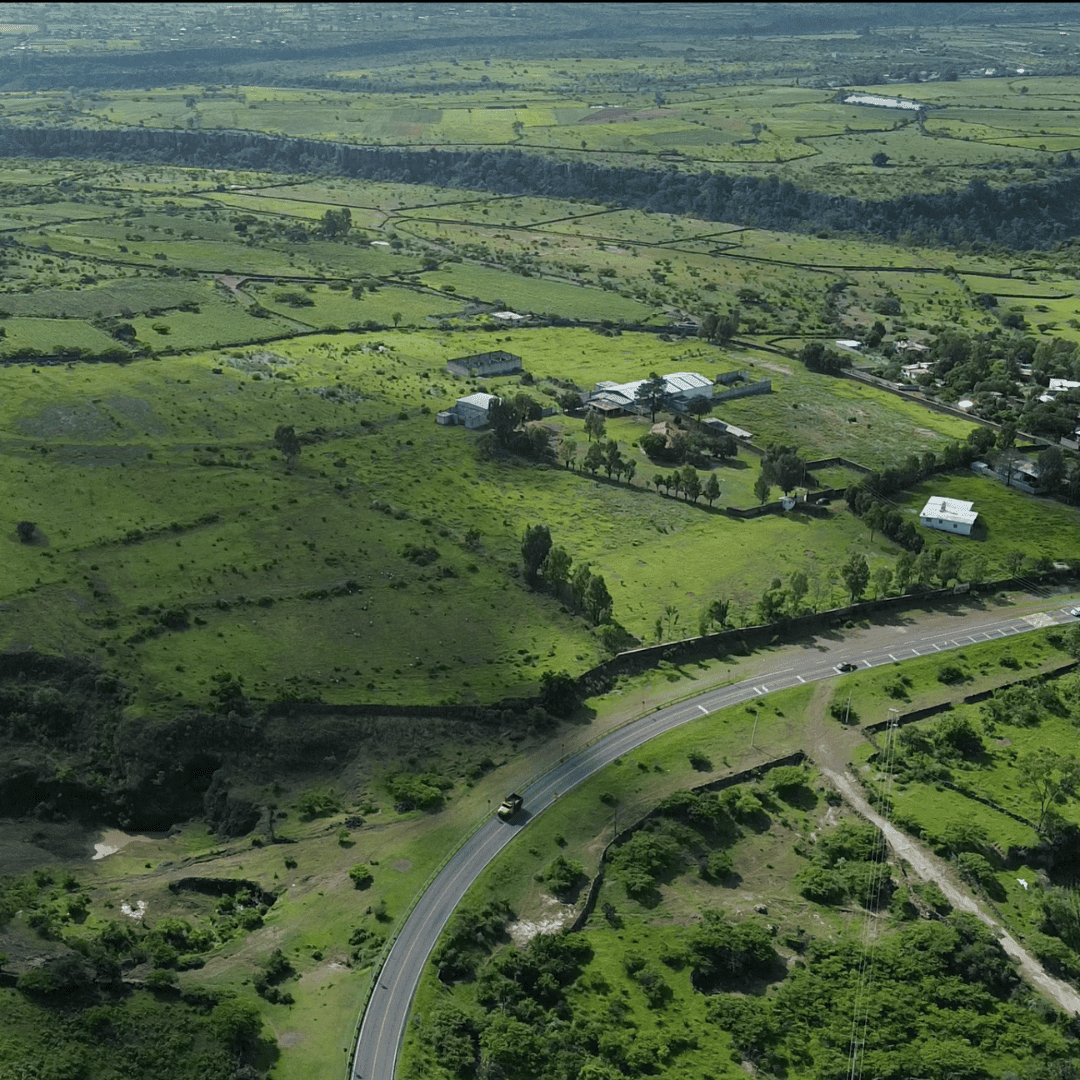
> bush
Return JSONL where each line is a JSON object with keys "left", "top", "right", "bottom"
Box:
{"left": 703, "top": 850, "right": 734, "bottom": 882}
{"left": 688, "top": 751, "right": 712, "bottom": 771}
{"left": 349, "top": 864, "right": 374, "bottom": 890}
{"left": 386, "top": 772, "right": 453, "bottom": 811}
{"left": 936, "top": 662, "right": 966, "bottom": 685}
{"left": 538, "top": 855, "right": 585, "bottom": 898}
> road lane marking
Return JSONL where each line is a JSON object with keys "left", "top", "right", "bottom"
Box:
{"left": 888, "top": 653, "right": 898, "bottom": 661}
{"left": 797, "top": 675, "right": 805, "bottom": 683}
{"left": 698, "top": 705, "right": 709, "bottom": 716}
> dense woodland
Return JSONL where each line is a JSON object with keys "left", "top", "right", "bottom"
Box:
{"left": 2, "top": 126, "right": 1079, "bottom": 252}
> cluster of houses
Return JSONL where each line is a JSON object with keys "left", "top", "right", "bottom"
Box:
{"left": 436, "top": 354, "right": 722, "bottom": 428}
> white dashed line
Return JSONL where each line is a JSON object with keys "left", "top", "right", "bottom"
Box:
{"left": 697, "top": 705, "right": 709, "bottom": 716}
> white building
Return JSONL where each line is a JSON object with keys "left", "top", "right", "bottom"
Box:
{"left": 452, "top": 392, "right": 499, "bottom": 428}
{"left": 1039, "top": 378, "right": 1080, "bottom": 403}
{"left": 587, "top": 371, "right": 712, "bottom": 415}
{"left": 919, "top": 496, "right": 978, "bottom": 536}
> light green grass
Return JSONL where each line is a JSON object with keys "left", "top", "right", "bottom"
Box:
{"left": 902, "top": 472, "right": 1080, "bottom": 571}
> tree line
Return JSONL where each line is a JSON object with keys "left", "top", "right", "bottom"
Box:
{"left": 3, "top": 126, "right": 1079, "bottom": 250}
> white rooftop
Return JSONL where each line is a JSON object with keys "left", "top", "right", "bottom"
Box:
{"left": 920, "top": 497, "right": 978, "bottom": 525}
{"left": 457, "top": 392, "right": 498, "bottom": 409}
{"left": 1049, "top": 379, "right": 1080, "bottom": 393}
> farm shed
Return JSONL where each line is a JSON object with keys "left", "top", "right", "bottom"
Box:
{"left": 586, "top": 371, "right": 712, "bottom": 415}
{"left": 919, "top": 496, "right": 978, "bottom": 535}
{"left": 454, "top": 392, "right": 499, "bottom": 429}
{"left": 445, "top": 350, "right": 523, "bottom": 379}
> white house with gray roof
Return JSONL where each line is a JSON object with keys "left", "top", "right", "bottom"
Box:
{"left": 919, "top": 496, "right": 978, "bottom": 535}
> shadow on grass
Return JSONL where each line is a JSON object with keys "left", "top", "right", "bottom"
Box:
{"left": 778, "top": 786, "right": 819, "bottom": 812}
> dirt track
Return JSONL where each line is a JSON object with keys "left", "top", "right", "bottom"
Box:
{"left": 815, "top": 760, "right": 1080, "bottom": 1017}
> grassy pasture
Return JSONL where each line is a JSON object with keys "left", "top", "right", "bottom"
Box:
{"left": 0, "top": 317, "right": 120, "bottom": 355}
{"left": 130, "top": 299, "right": 298, "bottom": 350}
{"left": 8, "top": 72, "right": 1075, "bottom": 200}
{"left": 248, "top": 282, "right": 454, "bottom": 330}
{"left": 0, "top": 326, "right": 943, "bottom": 707}
{"left": 901, "top": 473, "right": 1080, "bottom": 571}
{"left": 0, "top": 278, "right": 210, "bottom": 319}
{"left": 716, "top": 360, "right": 976, "bottom": 466}
{"left": 417, "top": 263, "right": 656, "bottom": 322}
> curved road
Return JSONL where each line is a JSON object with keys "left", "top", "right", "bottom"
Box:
{"left": 351, "top": 596, "right": 1078, "bottom": 1079}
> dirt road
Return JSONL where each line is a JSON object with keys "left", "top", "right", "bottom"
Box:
{"left": 815, "top": 760, "right": 1080, "bottom": 1016}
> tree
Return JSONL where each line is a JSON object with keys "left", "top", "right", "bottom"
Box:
{"left": 873, "top": 565, "right": 893, "bottom": 598}
{"left": 704, "top": 597, "right": 730, "bottom": 630}
{"left": 391, "top": 311, "right": 402, "bottom": 327}
{"left": 1018, "top": 748, "right": 1080, "bottom": 832}
{"left": 489, "top": 397, "right": 520, "bottom": 447}
{"left": 16, "top": 520, "right": 36, "bottom": 543}
{"left": 681, "top": 466, "right": 701, "bottom": 503}
{"left": 704, "top": 473, "right": 721, "bottom": 507}
{"left": 753, "top": 473, "right": 772, "bottom": 505}
{"left": 1004, "top": 549, "right": 1027, "bottom": 576}
{"left": 583, "top": 443, "right": 604, "bottom": 474}
{"left": 763, "top": 451, "right": 804, "bottom": 496}
{"left": 894, "top": 550, "right": 915, "bottom": 593}
{"left": 603, "top": 439, "right": 623, "bottom": 479}
{"left": 211, "top": 997, "right": 265, "bottom": 1062}
{"left": 526, "top": 425, "right": 552, "bottom": 462}
{"left": 1038, "top": 444, "right": 1066, "bottom": 492}
{"left": 687, "top": 395, "right": 712, "bottom": 417}
{"left": 571, "top": 563, "right": 593, "bottom": 610}
{"left": 634, "top": 372, "right": 669, "bottom": 422}
{"left": 653, "top": 472, "right": 666, "bottom": 493}
{"left": 541, "top": 545, "right": 572, "bottom": 591}
{"left": 321, "top": 207, "right": 352, "bottom": 238}
{"left": 514, "top": 393, "right": 542, "bottom": 423}
{"left": 540, "top": 670, "right": 578, "bottom": 717}
{"left": 558, "top": 389, "right": 582, "bottom": 414}
{"left": 558, "top": 437, "right": 577, "bottom": 470}
{"left": 520, "top": 524, "right": 552, "bottom": 587}
{"left": 864, "top": 502, "right": 885, "bottom": 541}
{"left": 872, "top": 152, "right": 890, "bottom": 167}
{"left": 273, "top": 425, "right": 301, "bottom": 467}
{"left": 788, "top": 570, "right": 809, "bottom": 611}
{"left": 623, "top": 458, "right": 637, "bottom": 485}
{"left": 967, "top": 426, "right": 996, "bottom": 455}
{"left": 841, "top": 553, "right": 870, "bottom": 603}
{"left": 584, "top": 574, "right": 613, "bottom": 624}
{"left": 584, "top": 409, "right": 606, "bottom": 443}
{"left": 997, "top": 420, "right": 1018, "bottom": 487}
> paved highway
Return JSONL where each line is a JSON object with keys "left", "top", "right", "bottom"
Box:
{"left": 350, "top": 597, "right": 1078, "bottom": 1080}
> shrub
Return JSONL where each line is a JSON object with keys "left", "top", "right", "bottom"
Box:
{"left": 936, "top": 662, "right": 966, "bottom": 685}
{"left": 688, "top": 751, "right": 712, "bottom": 771}
{"left": 349, "top": 864, "right": 374, "bottom": 890}
{"left": 538, "top": 855, "right": 585, "bottom": 898}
